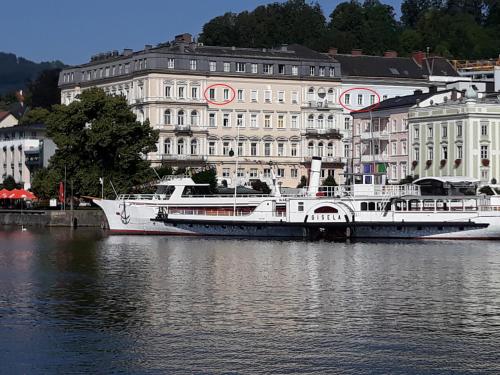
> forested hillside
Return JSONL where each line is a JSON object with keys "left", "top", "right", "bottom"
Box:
{"left": 199, "top": 0, "right": 500, "bottom": 59}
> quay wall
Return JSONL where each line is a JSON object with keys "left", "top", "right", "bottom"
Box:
{"left": 0, "top": 209, "right": 108, "bottom": 228}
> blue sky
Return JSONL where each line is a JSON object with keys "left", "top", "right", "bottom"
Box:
{"left": 0, "top": 0, "right": 402, "bottom": 65}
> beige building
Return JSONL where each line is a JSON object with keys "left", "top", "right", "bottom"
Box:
{"left": 59, "top": 34, "right": 345, "bottom": 188}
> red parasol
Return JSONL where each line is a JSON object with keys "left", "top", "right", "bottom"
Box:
{"left": 8, "top": 189, "right": 37, "bottom": 200}
{"left": 0, "top": 189, "right": 9, "bottom": 199}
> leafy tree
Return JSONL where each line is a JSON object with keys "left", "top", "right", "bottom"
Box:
{"left": 251, "top": 180, "right": 271, "bottom": 194}
{"left": 25, "top": 68, "right": 61, "bottom": 109}
{"left": 297, "top": 175, "right": 308, "bottom": 188}
{"left": 30, "top": 168, "right": 61, "bottom": 199}
{"left": 191, "top": 167, "right": 218, "bottom": 192}
{"left": 31, "top": 88, "right": 158, "bottom": 199}
{"left": 0, "top": 175, "right": 21, "bottom": 190}
{"left": 322, "top": 175, "right": 337, "bottom": 186}
{"left": 19, "top": 107, "right": 50, "bottom": 125}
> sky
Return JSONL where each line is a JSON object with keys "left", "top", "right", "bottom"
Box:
{"left": 0, "top": 0, "right": 402, "bottom": 65}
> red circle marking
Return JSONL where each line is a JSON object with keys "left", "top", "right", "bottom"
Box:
{"left": 203, "top": 83, "right": 236, "bottom": 106}
{"left": 338, "top": 87, "right": 381, "bottom": 113}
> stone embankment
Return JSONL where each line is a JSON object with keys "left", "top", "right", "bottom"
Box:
{"left": 0, "top": 209, "right": 108, "bottom": 228}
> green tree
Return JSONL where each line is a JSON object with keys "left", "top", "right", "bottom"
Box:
{"left": 191, "top": 168, "right": 218, "bottom": 192}
{"left": 322, "top": 175, "right": 337, "bottom": 186}
{"left": 19, "top": 107, "right": 50, "bottom": 125}
{"left": 1, "top": 175, "right": 20, "bottom": 190}
{"left": 31, "top": 88, "right": 158, "bottom": 198}
{"left": 251, "top": 180, "right": 271, "bottom": 194}
{"left": 297, "top": 175, "right": 308, "bottom": 188}
{"left": 25, "top": 69, "right": 61, "bottom": 109}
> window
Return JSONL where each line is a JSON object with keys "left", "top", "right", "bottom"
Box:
{"left": 277, "top": 143, "right": 284, "bottom": 156}
{"left": 327, "top": 115, "right": 334, "bottom": 129}
{"left": 427, "top": 146, "right": 433, "bottom": 160}
{"left": 291, "top": 169, "right": 298, "bottom": 178}
{"left": 223, "top": 62, "right": 230, "bottom": 72}
{"left": 191, "top": 139, "right": 198, "bottom": 155}
{"left": 317, "top": 115, "right": 324, "bottom": 129}
{"left": 191, "top": 87, "right": 199, "bottom": 99}
{"left": 250, "top": 168, "right": 258, "bottom": 178}
{"left": 481, "top": 145, "right": 489, "bottom": 159}
{"left": 263, "top": 168, "right": 271, "bottom": 178}
{"left": 251, "top": 63, "right": 258, "bottom": 74}
{"left": 291, "top": 143, "right": 298, "bottom": 156}
{"left": 237, "top": 168, "right": 245, "bottom": 177}
{"left": 178, "top": 86, "right": 185, "bottom": 99}
{"left": 414, "top": 126, "right": 419, "bottom": 138}
{"left": 237, "top": 89, "right": 244, "bottom": 101}
{"left": 164, "top": 85, "right": 173, "bottom": 98}
{"left": 292, "top": 65, "right": 298, "bottom": 76}
{"left": 481, "top": 169, "right": 489, "bottom": 181}
{"left": 327, "top": 142, "right": 334, "bottom": 157}
{"left": 190, "top": 60, "right": 196, "bottom": 70}
{"left": 344, "top": 117, "right": 350, "bottom": 130}
{"left": 264, "top": 143, "right": 271, "bottom": 156}
{"left": 277, "top": 115, "right": 284, "bottom": 129}
{"left": 263, "top": 64, "right": 273, "bottom": 74}
{"left": 209, "top": 61, "right": 216, "bottom": 72}
{"left": 223, "top": 89, "right": 229, "bottom": 100}
{"left": 345, "top": 94, "right": 350, "bottom": 105}
{"left": 250, "top": 143, "right": 257, "bottom": 156}
{"left": 177, "top": 110, "right": 185, "bottom": 125}
{"left": 277, "top": 168, "right": 285, "bottom": 177}
{"left": 319, "top": 66, "right": 325, "bottom": 76}
{"left": 442, "top": 124, "right": 448, "bottom": 138}
{"left": 481, "top": 122, "right": 488, "bottom": 136}
{"left": 370, "top": 95, "right": 375, "bottom": 105}
{"left": 327, "top": 89, "right": 335, "bottom": 103}
{"left": 164, "top": 139, "right": 171, "bottom": 154}
{"left": 209, "top": 88, "right": 215, "bottom": 100}
{"left": 442, "top": 145, "right": 448, "bottom": 159}
{"left": 392, "top": 142, "right": 397, "bottom": 156}
{"left": 329, "top": 67, "right": 335, "bottom": 77}
{"left": 357, "top": 94, "right": 363, "bottom": 105}
{"left": 309, "top": 66, "right": 315, "bottom": 76}
{"left": 457, "top": 145, "right": 463, "bottom": 159}
{"left": 264, "top": 90, "right": 271, "bottom": 103}
{"left": 177, "top": 139, "right": 185, "bottom": 154}
{"left": 105, "top": 67, "right": 110, "bottom": 77}
{"left": 401, "top": 163, "right": 407, "bottom": 178}
{"left": 250, "top": 114, "right": 257, "bottom": 128}
{"left": 191, "top": 110, "right": 199, "bottom": 126}
{"left": 222, "top": 168, "right": 230, "bottom": 177}
{"left": 168, "top": 58, "right": 175, "bottom": 69}
{"left": 223, "top": 142, "right": 230, "bottom": 155}
{"left": 264, "top": 115, "right": 271, "bottom": 128}
{"left": 278, "top": 64, "right": 285, "bottom": 74}
{"left": 251, "top": 90, "right": 258, "bottom": 102}
{"left": 291, "top": 91, "right": 298, "bottom": 104}
{"left": 457, "top": 122, "right": 463, "bottom": 137}
{"left": 291, "top": 115, "right": 298, "bottom": 129}
{"left": 237, "top": 142, "right": 243, "bottom": 156}
{"left": 236, "top": 62, "right": 245, "bottom": 72}
{"left": 209, "top": 141, "right": 216, "bottom": 155}
{"left": 308, "top": 141, "right": 314, "bottom": 156}
{"left": 209, "top": 113, "right": 216, "bottom": 127}
{"left": 414, "top": 148, "right": 420, "bottom": 160}
{"left": 383, "top": 94, "right": 388, "bottom": 100}
{"left": 278, "top": 91, "right": 284, "bottom": 103}
{"left": 402, "top": 141, "right": 407, "bottom": 155}
{"left": 345, "top": 144, "right": 350, "bottom": 158}
{"left": 298, "top": 202, "right": 304, "bottom": 212}
{"left": 391, "top": 164, "right": 397, "bottom": 180}
{"left": 124, "top": 64, "right": 130, "bottom": 74}
{"left": 307, "top": 114, "right": 314, "bottom": 128}
{"left": 427, "top": 124, "right": 433, "bottom": 138}
{"left": 223, "top": 113, "right": 230, "bottom": 127}
{"left": 237, "top": 113, "right": 244, "bottom": 127}
{"left": 164, "top": 110, "right": 171, "bottom": 125}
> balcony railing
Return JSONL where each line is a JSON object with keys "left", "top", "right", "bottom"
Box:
{"left": 360, "top": 154, "right": 389, "bottom": 163}
{"left": 157, "top": 154, "right": 208, "bottom": 162}
{"left": 301, "top": 156, "right": 347, "bottom": 164}
{"left": 360, "top": 130, "right": 390, "bottom": 140}
{"left": 303, "top": 128, "right": 342, "bottom": 139}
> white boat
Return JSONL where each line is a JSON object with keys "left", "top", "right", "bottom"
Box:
{"left": 93, "top": 174, "right": 283, "bottom": 234}
{"left": 151, "top": 159, "right": 500, "bottom": 240}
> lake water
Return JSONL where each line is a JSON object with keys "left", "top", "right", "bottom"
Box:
{"left": 1, "top": 227, "right": 500, "bottom": 374}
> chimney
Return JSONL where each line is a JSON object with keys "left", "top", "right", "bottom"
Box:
{"left": 123, "top": 48, "right": 133, "bottom": 56}
{"left": 328, "top": 47, "right": 338, "bottom": 56}
{"left": 384, "top": 51, "right": 398, "bottom": 58}
{"left": 414, "top": 89, "right": 423, "bottom": 95}
{"left": 412, "top": 51, "right": 425, "bottom": 65}
{"left": 351, "top": 49, "right": 362, "bottom": 56}
{"left": 174, "top": 33, "right": 192, "bottom": 44}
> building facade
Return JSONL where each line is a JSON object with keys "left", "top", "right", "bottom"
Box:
{"left": 59, "top": 34, "right": 345, "bottom": 188}
{"left": 409, "top": 89, "right": 500, "bottom": 183}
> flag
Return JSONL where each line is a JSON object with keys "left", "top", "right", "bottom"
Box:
{"left": 99, "top": 177, "right": 103, "bottom": 185}
{"left": 58, "top": 182, "right": 64, "bottom": 203}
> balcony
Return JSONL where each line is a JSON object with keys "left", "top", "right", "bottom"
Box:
{"left": 359, "top": 130, "right": 390, "bottom": 140}
{"left": 158, "top": 154, "right": 207, "bottom": 162}
{"left": 301, "top": 156, "right": 346, "bottom": 165}
{"left": 301, "top": 100, "right": 332, "bottom": 110}
{"left": 303, "top": 128, "right": 342, "bottom": 139}
{"left": 174, "top": 125, "right": 192, "bottom": 134}
{"left": 361, "top": 154, "right": 389, "bottom": 163}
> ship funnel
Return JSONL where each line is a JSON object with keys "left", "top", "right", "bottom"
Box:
{"left": 307, "top": 156, "right": 322, "bottom": 196}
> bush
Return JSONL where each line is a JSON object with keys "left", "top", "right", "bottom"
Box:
{"left": 251, "top": 180, "right": 271, "bottom": 194}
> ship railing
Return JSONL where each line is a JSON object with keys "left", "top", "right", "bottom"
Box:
{"left": 375, "top": 185, "right": 420, "bottom": 196}
{"left": 168, "top": 208, "right": 252, "bottom": 217}
{"left": 117, "top": 194, "right": 167, "bottom": 200}
{"left": 160, "top": 174, "right": 191, "bottom": 182}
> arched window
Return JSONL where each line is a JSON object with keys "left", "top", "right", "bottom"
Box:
{"left": 308, "top": 141, "right": 314, "bottom": 156}
{"left": 177, "top": 138, "right": 184, "bottom": 154}
{"left": 327, "top": 142, "right": 334, "bottom": 157}
{"left": 317, "top": 88, "right": 326, "bottom": 99}
{"left": 164, "top": 110, "right": 171, "bottom": 125}
{"left": 327, "top": 88, "right": 335, "bottom": 103}
{"left": 327, "top": 115, "right": 334, "bottom": 128}
{"left": 318, "top": 142, "right": 324, "bottom": 157}
{"left": 190, "top": 139, "right": 198, "bottom": 155}
{"left": 190, "top": 110, "right": 199, "bottom": 126}
{"left": 361, "top": 202, "right": 368, "bottom": 211}
{"left": 164, "top": 138, "right": 171, "bottom": 154}
{"left": 307, "top": 87, "right": 315, "bottom": 101}
{"left": 368, "top": 202, "right": 376, "bottom": 211}
{"left": 177, "top": 110, "right": 185, "bottom": 125}
{"left": 307, "top": 114, "right": 314, "bottom": 128}
{"left": 317, "top": 115, "right": 324, "bottom": 129}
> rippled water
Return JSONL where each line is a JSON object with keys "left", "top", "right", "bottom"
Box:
{"left": 1, "top": 228, "right": 500, "bottom": 374}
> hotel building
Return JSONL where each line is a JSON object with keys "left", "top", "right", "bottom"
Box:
{"left": 58, "top": 34, "right": 345, "bottom": 188}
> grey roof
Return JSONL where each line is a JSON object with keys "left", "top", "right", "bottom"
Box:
{"left": 334, "top": 54, "right": 459, "bottom": 79}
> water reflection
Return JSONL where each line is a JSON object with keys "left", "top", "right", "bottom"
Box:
{"left": 1, "top": 228, "right": 500, "bottom": 374}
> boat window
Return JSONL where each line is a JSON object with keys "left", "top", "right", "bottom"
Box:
{"left": 314, "top": 206, "right": 338, "bottom": 213}
{"left": 298, "top": 202, "right": 304, "bottom": 212}
{"left": 182, "top": 186, "right": 213, "bottom": 196}
{"left": 368, "top": 202, "right": 376, "bottom": 211}
{"left": 364, "top": 175, "right": 373, "bottom": 185}
{"left": 361, "top": 202, "right": 367, "bottom": 211}
{"left": 155, "top": 185, "right": 175, "bottom": 198}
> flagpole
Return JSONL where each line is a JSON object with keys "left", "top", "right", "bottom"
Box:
{"left": 64, "top": 165, "right": 67, "bottom": 211}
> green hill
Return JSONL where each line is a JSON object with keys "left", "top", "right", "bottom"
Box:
{"left": 0, "top": 52, "right": 65, "bottom": 94}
